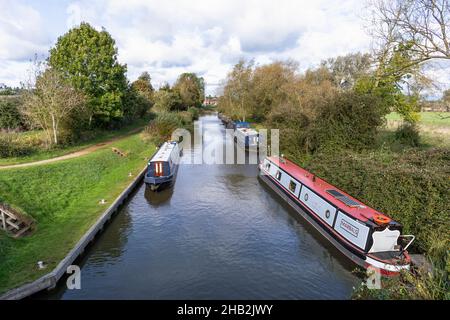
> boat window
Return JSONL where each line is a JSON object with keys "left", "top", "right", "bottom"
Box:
{"left": 275, "top": 170, "right": 282, "bottom": 181}
{"left": 265, "top": 162, "right": 271, "bottom": 171}
{"left": 155, "top": 162, "right": 163, "bottom": 177}
{"left": 289, "top": 180, "right": 296, "bottom": 193}
{"left": 304, "top": 193, "right": 309, "bottom": 201}
{"left": 325, "top": 210, "right": 330, "bottom": 219}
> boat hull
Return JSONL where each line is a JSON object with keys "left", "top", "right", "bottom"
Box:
{"left": 258, "top": 167, "right": 409, "bottom": 276}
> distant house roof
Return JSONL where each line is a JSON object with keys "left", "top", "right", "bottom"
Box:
{"left": 204, "top": 96, "right": 218, "bottom": 105}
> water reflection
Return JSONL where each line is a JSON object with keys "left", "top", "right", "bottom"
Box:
{"left": 144, "top": 185, "right": 174, "bottom": 206}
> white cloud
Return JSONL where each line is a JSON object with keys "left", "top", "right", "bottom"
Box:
{"left": 0, "top": 1, "right": 49, "bottom": 61}
{"left": 61, "top": 0, "right": 374, "bottom": 94}
{"left": 0, "top": 59, "right": 31, "bottom": 86}
{"left": 1, "top": 0, "right": 447, "bottom": 96}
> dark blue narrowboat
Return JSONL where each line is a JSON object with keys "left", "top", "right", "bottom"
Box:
{"left": 144, "top": 141, "right": 182, "bottom": 191}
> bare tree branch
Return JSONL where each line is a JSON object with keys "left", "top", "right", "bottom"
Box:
{"left": 370, "top": 0, "right": 449, "bottom": 62}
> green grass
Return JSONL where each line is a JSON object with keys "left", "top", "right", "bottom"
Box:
{"left": 0, "top": 132, "right": 155, "bottom": 293}
{"left": 386, "top": 111, "right": 450, "bottom": 127}
{"left": 375, "top": 129, "right": 450, "bottom": 150}
{"left": 0, "top": 117, "right": 150, "bottom": 166}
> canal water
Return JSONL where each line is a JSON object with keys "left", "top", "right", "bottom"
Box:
{"left": 43, "top": 114, "right": 360, "bottom": 299}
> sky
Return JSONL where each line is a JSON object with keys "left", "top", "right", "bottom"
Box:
{"left": 0, "top": 0, "right": 448, "bottom": 96}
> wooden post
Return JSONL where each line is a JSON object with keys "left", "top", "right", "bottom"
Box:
{"left": 1, "top": 209, "right": 6, "bottom": 230}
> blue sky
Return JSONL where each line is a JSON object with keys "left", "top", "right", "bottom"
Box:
{"left": 0, "top": 0, "right": 448, "bottom": 96}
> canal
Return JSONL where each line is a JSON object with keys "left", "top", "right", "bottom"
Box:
{"left": 42, "top": 114, "right": 360, "bottom": 299}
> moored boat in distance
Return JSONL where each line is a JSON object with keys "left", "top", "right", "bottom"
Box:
{"left": 228, "top": 121, "right": 261, "bottom": 151}
{"left": 259, "top": 155, "right": 415, "bottom": 276}
{"left": 145, "top": 141, "right": 182, "bottom": 191}
{"left": 218, "top": 112, "right": 232, "bottom": 126}
{"left": 235, "top": 125, "right": 260, "bottom": 151}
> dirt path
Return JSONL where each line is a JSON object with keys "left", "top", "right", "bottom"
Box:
{"left": 0, "top": 129, "right": 142, "bottom": 170}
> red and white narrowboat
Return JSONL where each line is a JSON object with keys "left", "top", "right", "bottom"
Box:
{"left": 259, "top": 155, "right": 415, "bottom": 276}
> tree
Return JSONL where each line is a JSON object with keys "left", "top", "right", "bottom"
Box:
{"left": 22, "top": 69, "right": 87, "bottom": 146}
{"left": 441, "top": 88, "right": 450, "bottom": 112}
{"left": 251, "top": 61, "right": 298, "bottom": 120}
{"left": 159, "top": 82, "right": 171, "bottom": 91}
{"left": 132, "top": 71, "right": 154, "bottom": 103}
{"left": 370, "top": 0, "right": 450, "bottom": 77}
{"left": 443, "top": 89, "right": 450, "bottom": 105}
{"left": 321, "top": 52, "right": 372, "bottom": 88}
{"left": 122, "top": 86, "right": 151, "bottom": 121}
{"left": 355, "top": 43, "right": 421, "bottom": 123}
{"left": 173, "top": 73, "right": 205, "bottom": 109}
{"left": 153, "top": 90, "right": 183, "bottom": 113}
{"left": 0, "top": 97, "right": 23, "bottom": 130}
{"left": 0, "top": 85, "right": 20, "bottom": 96}
{"left": 48, "top": 22, "right": 128, "bottom": 126}
{"left": 218, "top": 60, "right": 254, "bottom": 121}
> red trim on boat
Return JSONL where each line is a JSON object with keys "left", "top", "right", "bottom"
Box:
{"left": 267, "top": 156, "right": 389, "bottom": 223}
{"left": 260, "top": 159, "right": 411, "bottom": 273}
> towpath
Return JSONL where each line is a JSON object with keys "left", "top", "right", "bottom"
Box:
{"left": 0, "top": 128, "right": 142, "bottom": 170}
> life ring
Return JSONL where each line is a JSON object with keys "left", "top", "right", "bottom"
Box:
{"left": 374, "top": 214, "right": 391, "bottom": 225}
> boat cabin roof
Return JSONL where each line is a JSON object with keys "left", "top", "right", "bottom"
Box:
{"left": 234, "top": 121, "right": 250, "bottom": 128}
{"left": 266, "top": 156, "right": 389, "bottom": 223}
{"left": 236, "top": 127, "right": 258, "bottom": 135}
{"left": 151, "top": 142, "right": 177, "bottom": 162}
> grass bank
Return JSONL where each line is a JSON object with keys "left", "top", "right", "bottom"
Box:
{"left": 386, "top": 111, "right": 450, "bottom": 127}
{"left": 0, "top": 117, "right": 150, "bottom": 166}
{"left": 0, "top": 132, "right": 155, "bottom": 294}
{"left": 386, "top": 112, "right": 450, "bottom": 142}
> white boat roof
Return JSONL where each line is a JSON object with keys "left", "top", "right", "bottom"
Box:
{"left": 150, "top": 142, "right": 177, "bottom": 162}
{"left": 236, "top": 127, "right": 258, "bottom": 135}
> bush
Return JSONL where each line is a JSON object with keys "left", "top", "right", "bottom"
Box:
{"left": 266, "top": 102, "right": 312, "bottom": 153}
{"left": 144, "top": 112, "right": 183, "bottom": 144}
{"left": 0, "top": 97, "right": 24, "bottom": 130}
{"left": 0, "top": 134, "right": 34, "bottom": 158}
{"left": 178, "top": 111, "right": 193, "bottom": 125}
{"left": 188, "top": 107, "right": 200, "bottom": 121}
{"left": 153, "top": 90, "right": 183, "bottom": 113}
{"left": 265, "top": 92, "right": 387, "bottom": 154}
{"left": 305, "top": 92, "right": 386, "bottom": 152}
{"left": 352, "top": 262, "right": 449, "bottom": 299}
{"left": 353, "top": 231, "right": 448, "bottom": 300}
{"left": 395, "top": 123, "right": 420, "bottom": 147}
